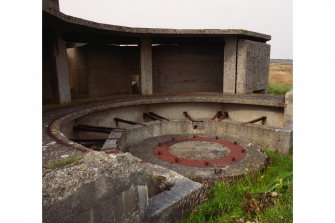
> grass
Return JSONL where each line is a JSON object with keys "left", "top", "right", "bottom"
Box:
{"left": 184, "top": 149, "right": 293, "bottom": 223}
{"left": 268, "top": 83, "right": 292, "bottom": 95}
{"left": 46, "top": 155, "right": 84, "bottom": 170}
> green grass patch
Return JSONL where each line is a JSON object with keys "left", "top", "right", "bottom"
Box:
{"left": 46, "top": 155, "right": 84, "bottom": 170}
{"left": 268, "top": 83, "right": 292, "bottom": 95}
{"left": 184, "top": 149, "right": 293, "bottom": 223}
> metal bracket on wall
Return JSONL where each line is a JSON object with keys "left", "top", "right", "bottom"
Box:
{"left": 211, "top": 111, "right": 229, "bottom": 121}
{"left": 114, "top": 118, "right": 147, "bottom": 127}
{"left": 241, "top": 116, "right": 267, "bottom": 125}
{"left": 73, "top": 124, "right": 124, "bottom": 134}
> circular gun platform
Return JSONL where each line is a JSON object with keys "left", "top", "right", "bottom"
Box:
{"left": 128, "top": 135, "right": 268, "bottom": 182}
{"left": 154, "top": 137, "right": 246, "bottom": 167}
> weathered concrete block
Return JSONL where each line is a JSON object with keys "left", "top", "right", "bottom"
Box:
{"left": 43, "top": 151, "right": 205, "bottom": 223}
{"left": 203, "top": 120, "right": 292, "bottom": 153}
{"left": 283, "top": 90, "right": 293, "bottom": 129}
{"left": 43, "top": 152, "right": 149, "bottom": 223}
{"left": 43, "top": 31, "right": 72, "bottom": 104}
{"left": 148, "top": 179, "right": 203, "bottom": 223}
{"left": 120, "top": 121, "right": 162, "bottom": 151}
{"left": 236, "top": 40, "right": 270, "bottom": 94}
{"left": 223, "top": 38, "right": 238, "bottom": 93}
{"left": 161, "top": 120, "right": 194, "bottom": 135}
{"left": 53, "top": 33, "right": 72, "bottom": 104}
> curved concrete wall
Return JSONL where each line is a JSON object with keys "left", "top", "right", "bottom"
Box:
{"left": 117, "top": 120, "right": 292, "bottom": 154}
{"left": 75, "top": 102, "right": 284, "bottom": 129}
{"left": 47, "top": 95, "right": 288, "bottom": 154}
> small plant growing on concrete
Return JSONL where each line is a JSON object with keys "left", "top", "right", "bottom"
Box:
{"left": 46, "top": 155, "right": 84, "bottom": 170}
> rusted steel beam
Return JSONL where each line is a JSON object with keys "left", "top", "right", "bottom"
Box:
{"left": 70, "top": 139, "right": 105, "bottom": 142}
{"left": 241, "top": 116, "right": 267, "bottom": 125}
{"left": 183, "top": 111, "right": 195, "bottom": 122}
{"left": 70, "top": 138, "right": 119, "bottom": 142}
{"left": 114, "top": 118, "right": 147, "bottom": 126}
{"left": 148, "top": 112, "right": 170, "bottom": 121}
{"left": 218, "top": 112, "right": 229, "bottom": 121}
{"left": 143, "top": 112, "right": 162, "bottom": 121}
{"left": 211, "top": 111, "right": 228, "bottom": 121}
{"left": 211, "top": 111, "right": 222, "bottom": 120}
{"left": 73, "top": 124, "right": 124, "bottom": 134}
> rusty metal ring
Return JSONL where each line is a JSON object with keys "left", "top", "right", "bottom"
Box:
{"left": 153, "top": 137, "right": 247, "bottom": 167}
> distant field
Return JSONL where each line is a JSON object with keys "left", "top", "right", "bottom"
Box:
{"left": 269, "top": 59, "right": 293, "bottom": 85}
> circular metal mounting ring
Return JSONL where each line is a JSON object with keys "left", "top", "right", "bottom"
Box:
{"left": 153, "top": 137, "right": 247, "bottom": 167}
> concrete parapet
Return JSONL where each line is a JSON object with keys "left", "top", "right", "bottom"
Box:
{"left": 118, "top": 119, "right": 292, "bottom": 154}
{"left": 207, "top": 120, "right": 292, "bottom": 154}
{"left": 236, "top": 40, "right": 271, "bottom": 94}
{"left": 283, "top": 90, "right": 293, "bottom": 129}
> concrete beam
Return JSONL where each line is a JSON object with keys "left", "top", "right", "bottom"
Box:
{"left": 223, "top": 38, "right": 238, "bottom": 94}
{"left": 52, "top": 33, "right": 71, "bottom": 104}
{"left": 140, "top": 38, "right": 153, "bottom": 95}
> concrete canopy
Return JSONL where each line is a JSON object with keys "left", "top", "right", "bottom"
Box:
{"left": 43, "top": 6, "right": 271, "bottom": 45}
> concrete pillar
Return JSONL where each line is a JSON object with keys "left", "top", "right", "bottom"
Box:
{"left": 140, "top": 38, "right": 153, "bottom": 95}
{"left": 283, "top": 90, "right": 293, "bottom": 129}
{"left": 52, "top": 33, "right": 71, "bottom": 104}
{"left": 223, "top": 38, "right": 238, "bottom": 94}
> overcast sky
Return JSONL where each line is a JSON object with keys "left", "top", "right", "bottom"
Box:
{"left": 59, "top": 0, "right": 292, "bottom": 59}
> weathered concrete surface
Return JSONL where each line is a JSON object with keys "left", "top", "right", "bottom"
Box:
{"left": 43, "top": 34, "right": 56, "bottom": 103}
{"left": 68, "top": 45, "right": 139, "bottom": 98}
{"left": 43, "top": 152, "right": 149, "bottom": 223}
{"left": 223, "top": 103, "right": 284, "bottom": 127}
{"left": 43, "top": 94, "right": 285, "bottom": 165}
{"left": 169, "top": 141, "right": 230, "bottom": 159}
{"left": 43, "top": 151, "right": 204, "bottom": 223}
{"left": 43, "top": 31, "right": 71, "bottom": 104}
{"left": 148, "top": 179, "right": 205, "bottom": 223}
{"left": 53, "top": 33, "right": 72, "bottom": 104}
{"left": 119, "top": 119, "right": 292, "bottom": 155}
{"left": 236, "top": 40, "right": 271, "bottom": 94}
{"left": 128, "top": 134, "right": 268, "bottom": 181}
{"left": 152, "top": 44, "right": 224, "bottom": 94}
{"left": 283, "top": 90, "right": 293, "bottom": 129}
{"left": 75, "top": 102, "right": 284, "bottom": 131}
{"left": 209, "top": 120, "right": 292, "bottom": 154}
{"left": 223, "top": 38, "right": 238, "bottom": 93}
{"left": 140, "top": 38, "right": 153, "bottom": 95}
{"left": 67, "top": 47, "right": 89, "bottom": 98}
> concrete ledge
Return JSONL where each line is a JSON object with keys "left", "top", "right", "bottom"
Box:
{"left": 43, "top": 152, "right": 205, "bottom": 223}
{"left": 148, "top": 179, "right": 204, "bottom": 223}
